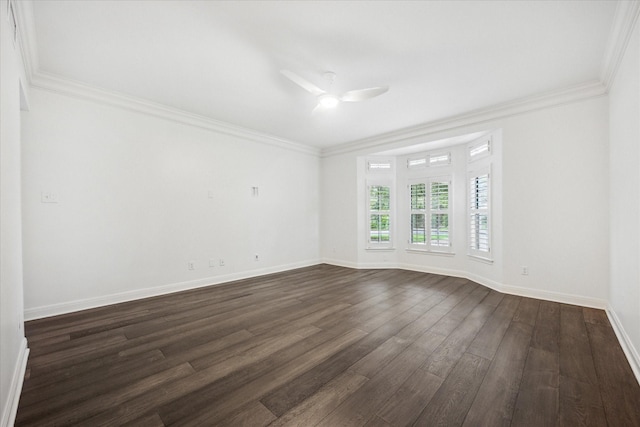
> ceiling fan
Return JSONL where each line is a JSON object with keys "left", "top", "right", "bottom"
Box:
{"left": 280, "top": 69, "right": 389, "bottom": 114}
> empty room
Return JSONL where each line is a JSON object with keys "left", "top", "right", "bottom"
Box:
{"left": 2, "top": 0, "right": 640, "bottom": 426}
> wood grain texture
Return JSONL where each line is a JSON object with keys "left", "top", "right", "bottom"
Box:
{"left": 15, "top": 265, "right": 640, "bottom": 426}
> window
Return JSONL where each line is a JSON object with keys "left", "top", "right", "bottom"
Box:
{"left": 368, "top": 159, "right": 392, "bottom": 171}
{"left": 429, "top": 152, "right": 451, "bottom": 167}
{"left": 469, "top": 137, "right": 491, "bottom": 161}
{"left": 407, "top": 157, "right": 428, "bottom": 170}
{"left": 368, "top": 184, "right": 392, "bottom": 247}
{"left": 406, "top": 152, "right": 450, "bottom": 170}
{"left": 409, "top": 178, "right": 451, "bottom": 251}
{"left": 469, "top": 169, "right": 490, "bottom": 256}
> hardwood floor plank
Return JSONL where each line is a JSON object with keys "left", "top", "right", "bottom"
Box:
{"left": 466, "top": 294, "right": 519, "bottom": 360}
{"left": 349, "top": 335, "right": 410, "bottom": 378}
{"left": 121, "top": 412, "right": 166, "bottom": 427}
{"left": 511, "top": 347, "right": 559, "bottom": 427}
{"left": 217, "top": 401, "right": 276, "bottom": 427}
{"left": 531, "top": 300, "right": 560, "bottom": 353}
{"left": 412, "top": 352, "right": 491, "bottom": 426}
{"left": 428, "top": 284, "right": 485, "bottom": 336}
{"left": 376, "top": 368, "right": 443, "bottom": 426}
{"left": 582, "top": 306, "right": 609, "bottom": 325}
{"left": 363, "top": 415, "right": 394, "bottom": 427}
{"left": 422, "top": 289, "right": 500, "bottom": 379}
{"left": 512, "top": 297, "right": 540, "bottom": 326}
{"left": 462, "top": 320, "right": 533, "bottom": 426}
{"left": 559, "top": 304, "right": 598, "bottom": 384}
{"left": 269, "top": 370, "right": 369, "bottom": 427}
{"left": 558, "top": 376, "right": 607, "bottom": 426}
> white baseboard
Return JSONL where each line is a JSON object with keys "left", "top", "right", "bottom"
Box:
{"left": 24, "top": 259, "right": 321, "bottom": 321}
{"left": 496, "top": 283, "right": 608, "bottom": 309}
{"left": 319, "top": 258, "right": 360, "bottom": 269}
{"left": 1, "top": 338, "right": 29, "bottom": 427}
{"left": 606, "top": 307, "right": 640, "bottom": 386}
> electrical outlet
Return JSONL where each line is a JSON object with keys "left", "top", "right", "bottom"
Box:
{"left": 41, "top": 191, "right": 58, "bottom": 203}
{"left": 521, "top": 266, "right": 529, "bottom": 276}
{"left": 188, "top": 261, "right": 195, "bottom": 270}
{"left": 219, "top": 259, "right": 225, "bottom": 267}
{"left": 209, "top": 259, "right": 216, "bottom": 267}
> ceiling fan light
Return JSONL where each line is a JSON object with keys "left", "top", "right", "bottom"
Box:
{"left": 318, "top": 94, "right": 340, "bottom": 108}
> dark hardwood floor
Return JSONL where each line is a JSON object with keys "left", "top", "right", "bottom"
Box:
{"left": 16, "top": 264, "right": 640, "bottom": 426}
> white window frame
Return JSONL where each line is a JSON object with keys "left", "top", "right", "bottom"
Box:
{"left": 468, "top": 166, "right": 491, "bottom": 260}
{"left": 407, "top": 176, "right": 453, "bottom": 253}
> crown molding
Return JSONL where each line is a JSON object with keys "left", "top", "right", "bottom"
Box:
{"left": 321, "top": 80, "right": 607, "bottom": 158}
{"left": 12, "top": 0, "right": 38, "bottom": 84}
{"left": 30, "top": 71, "right": 320, "bottom": 157}
{"left": 601, "top": 0, "right": 640, "bottom": 91}
{"left": 12, "top": 0, "right": 318, "bottom": 156}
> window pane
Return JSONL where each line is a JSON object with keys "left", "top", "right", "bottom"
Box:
{"left": 370, "top": 214, "right": 390, "bottom": 242}
{"left": 370, "top": 214, "right": 380, "bottom": 242}
{"left": 370, "top": 186, "right": 390, "bottom": 211}
{"left": 430, "top": 213, "right": 449, "bottom": 246}
{"left": 470, "top": 213, "right": 489, "bottom": 251}
{"left": 410, "top": 183, "right": 426, "bottom": 210}
{"left": 431, "top": 182, "right": 449, "bottom": 210}
{"left": 470, "top": 141, "right": 490, "bottom": 158}
{"left": 429, "top": 153, "right": 450, "bottom": 166}
{"left": 411, "top": 213, "right": 426, "bottom": 244}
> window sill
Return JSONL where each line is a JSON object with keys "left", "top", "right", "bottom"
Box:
{"left": 366, "top": 247, "right": 396, "bottom": 252}
{"left": 468, "top": 254, "right": 494, "bottom": 264}
{"left": 405, "top": 249, "right": 455, "bottom": 257}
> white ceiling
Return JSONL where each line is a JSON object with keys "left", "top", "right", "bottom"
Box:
{"left": 29, "top": 0, "right": 617, "bottom": 149}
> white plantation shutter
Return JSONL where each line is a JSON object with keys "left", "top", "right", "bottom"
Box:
{"left": 407, "top": 157, "right": 428, "bottom": 169}
{"left": 430, "top": 180, "right": 450, "bottom": 247}
{"left": 429, "top": 152, "right": 451, "bottom": 167}
{"left": 469, "top": 138, "right": 491, "bottom": 161}
{"left": 410, "top": 183, "right": 426, "bottom": 245}
{"left": 368, "top": 184, "right": 392, "bottom": 247}
{"left": 469, "top": 172, "right": 490, "bottom": 253}
{"left": 408, "top": 177, "right": 451, "bottom": 251}
{"left": 368, "top": 160, "right": 392, "bottom": 171}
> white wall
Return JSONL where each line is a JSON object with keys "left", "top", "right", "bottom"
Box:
{"left": 0, "top": 0, "right": 28, "bottom": 424}
{"left": 21, "top": 88, "right": 320, "bottom": 319}
{"left": 321, "top": 95, "right": 609, "bottom": 308}
{"left": 609, "top": 19, "right": 640, "bottom": 377}
{"left": 320, "top": 154, "right": 359, "bottom": 266}
{"left": 501, "top": 98, "right": 609, "bottom": 306}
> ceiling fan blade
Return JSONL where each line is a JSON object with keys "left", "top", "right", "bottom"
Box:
{"left": 340, "top": 86, "right": 389, "bottom": 102}
{"left": 280, "top": 69, "right": 325, "bottom": 96}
